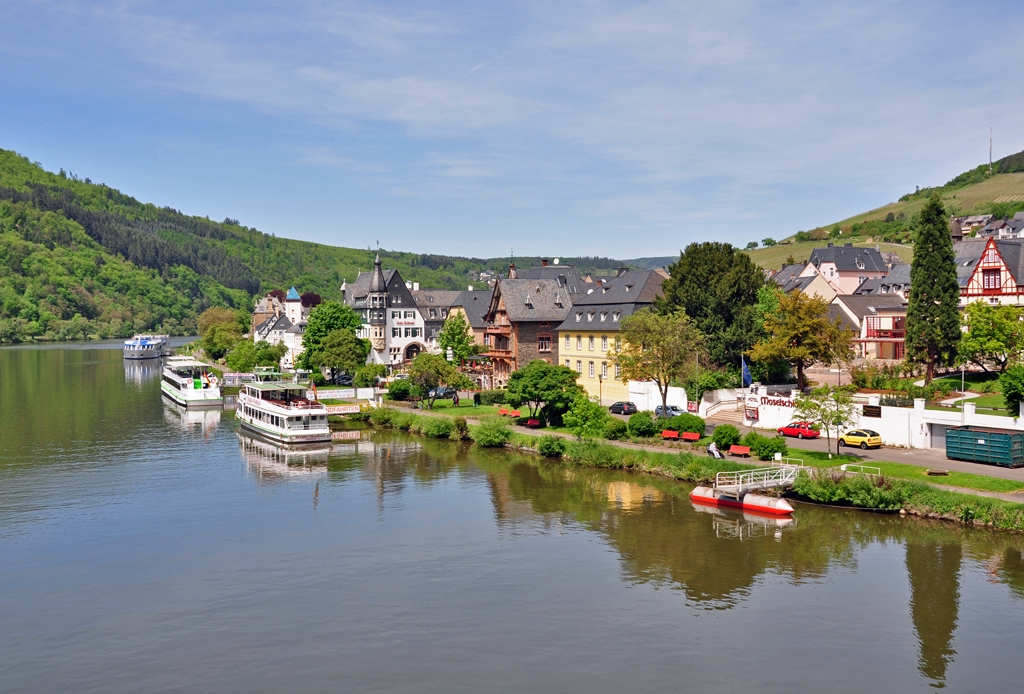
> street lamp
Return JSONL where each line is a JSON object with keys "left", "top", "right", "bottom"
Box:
{"left": 598, "top": 374, "right": 603, "bottom": 405}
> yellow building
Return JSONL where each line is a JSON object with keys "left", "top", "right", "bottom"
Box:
{"left": 554, "top": 269, "right": 667, "bottom": 405}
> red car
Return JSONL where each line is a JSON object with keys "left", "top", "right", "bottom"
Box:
{"left": 777, "top": 422, "right": 820, "bottom": 439}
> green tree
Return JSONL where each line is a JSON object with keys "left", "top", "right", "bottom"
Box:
{"left": 999, "top": 366, "right": 1024, "bottom": 415}
{"left": 300, "top": 301, "right": 363, "bottom": 369}
{"left": 958, "top": 301, "right": 1024, "bottom": 373}
{"left": 355, "top": 363, "right": 388, "bottom": 387}
{"left": 761, "top": 238, "right": 777, "bottom": 247}
{"left": 655, "top": 242, "right": 763, "bottom": 366}
{"left": 562, "top": 395, "right": 609, "bottom": 439}
{"left": 794, "top": 385, "right": 858, "bottom": 454}
{"left": 745, "top": 241, "right": 758, "bottom": 250}
{"left": 225, "top": 339, "right": 287, "bottom": 372}
{"left": 748, "top": 289, "right": 853, "bottom": 389}
{"left": 614, "top": 309, "right": 704, "bottom": 415}
{"left": 311, "top": 329, "right": 370, "bottom": 383}
{"left": 905, "top": 194, "right": 961, "bottom": 383}
{"left": 437, "top": 311, "right": 474, "bottom": 362}
{"left": 506, "top": 359, "right": 584, "bottom": 425}
{"left": 198, "top": 306, "right": 245, "bottom": 360}
{"left": 408, "top": 353, "right": 474, "bottom": 409}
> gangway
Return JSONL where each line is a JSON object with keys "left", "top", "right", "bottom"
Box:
{"left": 713, "top": 464, "right": 803, "bottom": 498}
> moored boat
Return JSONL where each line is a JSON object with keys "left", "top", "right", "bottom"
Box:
{"left": 689, "top": 486, "right": 795, "bottom": 516}
{"left": 161, "top": 356, "right": 223, "bottom": 408}
{"left": 236, "top": 369, "right": 330, "bottom": 444}
{"left": 123, "top": 334, "right": 171, "bottom": 359}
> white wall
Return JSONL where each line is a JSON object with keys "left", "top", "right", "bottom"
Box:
{"left": 627, "top": 381, "right": 687, "bottom": 413}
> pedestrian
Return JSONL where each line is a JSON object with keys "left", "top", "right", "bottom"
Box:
{"left": 453, "top": 392, "right": 460, "bottom": 408}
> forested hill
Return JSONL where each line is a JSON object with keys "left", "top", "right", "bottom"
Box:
{"left": 0, "top": 150, "right": 640, "bottom": 342}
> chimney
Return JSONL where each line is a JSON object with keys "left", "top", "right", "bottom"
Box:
{"left": 468, "top": 284, "right": 474, "bottom": 291}
{"left": 827, "top": 243, "right": 834, "bottom": 247}
{"left": 406, "top": 281, "right": 412, "bottom": 289}
{"left": 617, "top": 266, "right": 629, "bottom": 276}
{"left": 413, "top": 282, "right": 420, "bottom": 291}
{"left": 541, "top": 259, "right": 549, "bottom": 266}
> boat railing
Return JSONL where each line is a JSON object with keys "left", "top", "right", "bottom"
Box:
{"left": 714, "top": 465, "right": 802, "bottom": 495}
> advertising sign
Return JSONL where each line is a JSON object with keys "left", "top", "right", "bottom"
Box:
{"left": 862, "top": 405, "right": 882, "bottom": 418}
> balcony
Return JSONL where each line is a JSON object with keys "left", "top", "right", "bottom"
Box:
{"left": 485, "top": 323, "right": 511, "bottom": 335}
{"left": 866, "top": 329, "right": 905, "bottom": 339}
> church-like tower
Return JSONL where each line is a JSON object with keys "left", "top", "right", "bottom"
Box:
{"left": 367, "top": 253, "right": 388, "bottom": 352}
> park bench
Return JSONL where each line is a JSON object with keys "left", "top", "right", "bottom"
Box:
{"left": 498, "top": 408, "right": 509, "bottom": 416}
{"left": 728, "top": 445, "right": 751, "bottom": 457}
{"left": 659, "top": 430, "right": 679, "bottom": 439}
{"left": 510, "top": 410, "right": 522, "bottom": 417}
{"left": 681, "top": 432, "right": 701, "bottom": 442}
{"left": 526, "top": 419, "right": 541, "bottom": 428}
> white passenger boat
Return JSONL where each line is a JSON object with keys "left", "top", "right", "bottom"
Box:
{"left": 236, "top": 369, "right": 331, "bottom": 444}
{"left": 123, "top": 334, "right": 171, "bottom": 359}
{"left": 160, "top": 356, "right": 223, "bottom": 408}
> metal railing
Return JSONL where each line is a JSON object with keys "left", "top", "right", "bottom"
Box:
{"left": 866, "top": 328, "right": 905, "bottom": 338}
{"left": 839, "top": 463, "right": 881, "bottom": 476}
{"left": 714, "top": 465, "right": 802, "bottom": 495}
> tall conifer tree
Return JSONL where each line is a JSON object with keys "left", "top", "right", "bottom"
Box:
{"left": 905, "top": 194, "right": 960, "bottom": 382}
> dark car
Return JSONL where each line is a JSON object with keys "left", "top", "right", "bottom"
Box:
{"left": 609, "top": 401, "right": 638, "bottom": 415}
{"left": 428, "top": 386, "right": 457, "bottom": 399}
{"left": 777, "top": 422, "right": 820, "bottom": 439}
{"left": 336, "top": 373, "right": 354, "bottom": 386}
{"left": 654, "top": 405, "right": 684, "bottom": 418}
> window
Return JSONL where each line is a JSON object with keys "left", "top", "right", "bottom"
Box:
{"left": 983, "top": 269, "right": 1000, "bottom": 289}
{"left": 565, "top": 359, "right": 571, "bottom": 368}
{"left": 614, "top": 338, "right": 621, "bottom": 351}
{"left": 601, "top": 336, "right": 608, "bottom": 351}
{"left": 600, "top": 311, "right": 607, "bottom": 322}
{"left": 576, "top": 335, "right": 582, "bottom": 350}
{"left": 391, "top": 311, "right": 400, "bottom": 318}
{"left": 858, "top": 275, "right": 866, "bottom": 285}
{"left": 441, "top": 310, "right": 447, "bottom": 318}
{"left": 540, "top": 322, "right": 548, "bottom": 328}
{"left": 430, "top": 309, "right": 437, "bottom": 318}
{"left": 587, "top": 311, "right": 595, "bottom": 322}
{"left": 588, "top": 335, "right": 595, "bottom": 351}
{"left": 538, "top": 336, "right": 551, "bottom": 352}
{"left": 405, "top": 311, "right": 415, "bottom": 319}
{"left": 575, "top": 312, "right": 582, "bottom": 322}
{"left": 985, "top": 248, "right": 999, "bottom": 263}
{"left": 576, "top": 360, "right": 582, "bottom": 374}
{"left": 484, "top": 334, "right": 490, "bottom": 346}
{"left": 565, "top": 334, "right": 571, "bottom": 349}
{"left": 392, "top": 328, "right": 400, "bottom": 337}
{"left": 602, "top": 362, "right": 608, "bottom": 378}
{"left": 395, "top": 295, "right": 401, "bottom": 304}
{"left": 615, "top": 363, "right": 621, "bottom": 379}
{"left": 589, "top": 362, "right": 595, "bottom": 377}
{"left": 613, "top": 311, "right": 620, "bottom": 322}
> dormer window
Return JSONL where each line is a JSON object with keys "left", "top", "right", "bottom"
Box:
{"left": 587, "top": 311, "right": 595, "bottom": 321}
{"left": 600, "top": 311, "right": 607, "bottom": 322}
{"left": 575, "top": 312, "right": 582, "bottom": 322}
{"left": 613, "top": 311, "right": 621, "bottom": 322}
{"left": 624, "top": 284, "right": 634, "bottom": 292}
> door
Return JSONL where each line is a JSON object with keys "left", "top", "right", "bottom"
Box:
{"left": 929, "top": 423, "right": 947, "bottom": 450}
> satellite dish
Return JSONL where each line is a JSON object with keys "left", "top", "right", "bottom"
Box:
{"left": 553, "top": 258, "right": 560, "bottom": 265}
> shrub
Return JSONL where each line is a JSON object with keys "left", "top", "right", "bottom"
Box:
{"left": 741, "top": 432, "right": 788, "bottom": 461}
{"left": 391, "top": 411, "right": 416, "bottom": 430}
{"left": 473, "top": 392, "right": 482, "bottom": 406}
{"left": 473, "top": 416, "right": 513, "bottom": 447}
{"left": 388, "top": 380, "right": 411, "bottom": 401}
{"left": 537, "top": 434, "right": 567, "bottom": 457}
{"left": 368, "top": 406, "right": 395, "bottom": 427}
{"left": 422, "top": 417, "right": 455, "bottom": 438}
{"left": 563, "top": 439, "right": 624, "bottom": 468}
{"left": 451, "top": 416, "right": 469, "bottom": 440}
{"left": 1000, "top": 366, "right": 1024, "bottom": 413}
{"left": 664, "top": 413, "right": 705, "bottom": 435}
{"left": 712, "top": 424, "right": 741, "bottom": 449}
{"left": 627, "top": 411, "right": 658, "bottom": 438}
{"left": 311, "top": 372, "right": 327, "bottom": 386}
{"left": 603, "top": 419, "right": 629, "bottom": 440}
{"left": 355, "top": 364, "right": 388, "bottom": 387}
{"left": 563, "top": 395, "right": 609, "bottom": 438}
{"left": 479, "top": 389, "right": 509, "bottom": 405}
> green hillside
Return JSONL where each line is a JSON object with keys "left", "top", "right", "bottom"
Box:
{"left": 743, "top": 240, "right": 913, "bottom": 270}
{"left": 0, "top": 150, "right": 640, "bottom": 343}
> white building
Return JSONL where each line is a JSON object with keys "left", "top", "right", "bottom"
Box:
{"left": 252, "top": 287, "right": 313, "bottom": 368}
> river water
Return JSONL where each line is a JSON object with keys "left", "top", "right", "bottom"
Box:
{"left": 2, "top": 345, "right": 1023, "bottom": 693}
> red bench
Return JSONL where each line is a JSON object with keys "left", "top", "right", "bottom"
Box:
{"left": 498, "top": 408, "right": 509, "bottom": 415}
{"left": 659, "top": 430, "right": 679, "bottom": 439}
{"left": 526, "top": 419, "right": 541, "bottom": 428}
{"left": 681, "top": 432, "right": 701, "bottom": 442}
{"left": 510, "top": 410, "right": 522, "bottom": 417}
{"left": 728, "top": 445, "right": 751, "bottom": 457}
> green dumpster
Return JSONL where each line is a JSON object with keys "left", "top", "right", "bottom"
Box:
{"left": 945, "top": 426, "right": 1024, "bottom": 468}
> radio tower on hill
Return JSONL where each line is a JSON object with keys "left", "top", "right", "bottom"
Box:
{"left": 990, "top": 127, "right": 993, "bottom": 174}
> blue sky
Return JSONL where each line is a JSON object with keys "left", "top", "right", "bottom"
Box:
{"left": 2, "top": 1, "right": 1022, "bottom": 259}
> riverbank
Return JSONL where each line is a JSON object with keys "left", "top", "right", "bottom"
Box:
{"left": 347, "top": 405, "right": 1024, "bottom": 532}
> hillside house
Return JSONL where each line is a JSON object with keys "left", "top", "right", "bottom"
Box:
{"left": 450, "top": 289, "right": 494, "bottom": 345}
{"left": 954, "top": 238, "right": 1024, "bottom": 306}
{"left": 853, "top": 263, "right": 911, "bottom": 299}
{"left": 831, "top": 295, "right": 908, "bottom": 360}
{"left": 800, "top": 243, "right": 887, "bottom": 294}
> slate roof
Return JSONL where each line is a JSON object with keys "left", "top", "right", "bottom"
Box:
{"left": 832, "top": 295, "right": 907, "bottom": 324}
{"left": 368, "top": 254, "right": 387, "bottom": 293}
{"left": 555, "top": 303, "right": 645, "bottom": 332}
{"left": 771, "top": 263, "right": 807, "bottom": 286}
{"left": 952, "top": 239, "right": 1024, "bottom": 288}
{"left": 515, "top": 265, "right": 585, "bottom": 294}
{"left": 855, "top": 263, "right": 913, "bottom": 295}
{"left": 452, "top": 290, "right": 494, "bottom": 329}
{"left": 570, "top": 270, "right": 664, "bottom": 305}
{"left": 807, "top": 244, "right": 887, "bottom": 273}
{"left": 343, "top": 268, "right": 398, "bottom": 305}
{"left": 411, "top": 289, "right": 462, "bottom": 308}
{"left": 491, "top": 278, "right": 573, "bottom": 322}
{"left": 255, "top": 314, "right": 293, "bottom": 340}
{"left": 826, "top": 305, "right": 858, "bottom": 332}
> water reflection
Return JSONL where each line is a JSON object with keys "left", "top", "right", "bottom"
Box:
{"left": 237, "top": 432, "right": 334, "bottom": 481}
{"left": 906, "top": 542, "right": 961, "bottom": 688}
{"left": 124, "top": 357, "right": 164, "bottom": 386}
{"left": 163, "top": 399, "right": 221, "bottom": 436}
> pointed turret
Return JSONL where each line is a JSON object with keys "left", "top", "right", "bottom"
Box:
{"left": 369, "top": 253, "right": 386, "bottom": 293}
{"left": 507, "top": 262, "right": 517, "bottom": 279}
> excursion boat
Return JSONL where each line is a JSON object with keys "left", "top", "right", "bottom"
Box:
{"left": 236, "top": 369, "right": 331, "bottom": 445}
{"left": 123, "top": 334, "right": 171, "bottom": 359}
{"left": 160, "top": 356, "right": 223, "bottom": 408}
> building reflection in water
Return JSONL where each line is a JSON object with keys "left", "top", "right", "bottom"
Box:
{"left": 906, "top": 541, "right": 961, "bottom": 688}
{"left": 237, "top": 431, "right": 333, "bottom": 482}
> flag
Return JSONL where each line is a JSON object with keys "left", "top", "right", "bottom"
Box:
{"left": 311, "top": 381, "right": 318, "bottom": 400}
{"left": 741, "top": 355, "right": 752, "bottom": 388}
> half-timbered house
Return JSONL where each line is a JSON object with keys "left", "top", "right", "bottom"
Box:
{"left": 954, "top": 238, "right": 1024, "bottom": 306}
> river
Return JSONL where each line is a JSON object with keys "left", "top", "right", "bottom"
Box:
{"left": 2, "top": 345, "right": 1023, "bottom": 693}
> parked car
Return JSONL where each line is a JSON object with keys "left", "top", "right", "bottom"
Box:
{"left": 336, "top": 373, "right": 354, "bottom": 386}
{"left": 608, "top": 402, "right": 638, "bottom": 415}
{"left": 428, "top": 386, "right": 457, "bottom": 399}
{"left": 838, "top": 429, "right": 882, "bottom": 449}
{"left": 654, "top": 404, "right": 684, "bottom": 418}
{"left": 777, "top": 422, "right": 820, "bottom": 439}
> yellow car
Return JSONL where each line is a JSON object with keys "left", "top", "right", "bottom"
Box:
{"left": 838, "top": 429, "right": 882, "bottom": 450}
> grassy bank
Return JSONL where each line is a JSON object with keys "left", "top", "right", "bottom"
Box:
{"left": 352, "top": 407, "right": 1024, "bottom": 532}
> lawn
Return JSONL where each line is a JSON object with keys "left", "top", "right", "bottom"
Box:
{"left": 415, "top": 401, "right": 504, "bottom": 417}
{"left": 744, "top": 240, "right": 912, "bottom": 270}
{"left": 871, "top": 462, "right": 1024, "bottom": 494}
{"left": 931, "top": 372, "right": 1001, "bottom": 391}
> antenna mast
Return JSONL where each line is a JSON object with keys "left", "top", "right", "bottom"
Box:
{"left": 990, "top": 127, "right": 993, "bottom": 174}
